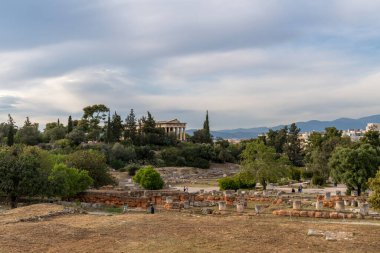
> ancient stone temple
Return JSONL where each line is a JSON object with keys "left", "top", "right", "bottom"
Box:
{"left": 156, "top": 119, "right": 187, "bottom": 141}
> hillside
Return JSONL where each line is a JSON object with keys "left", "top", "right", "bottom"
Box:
{"left": 188, "top": 114, "right": 380, "bottom": 139}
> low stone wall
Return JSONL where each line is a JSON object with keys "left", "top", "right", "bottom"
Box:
{"left": 74, "top": 190, "right": 191, "bottom": 208}
{"left": 272, "top": 209, "right": 376, "bottom": 219}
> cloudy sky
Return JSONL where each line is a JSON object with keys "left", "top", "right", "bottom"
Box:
{"left": 0, "top": 0, "right": 380, "bottom": 130}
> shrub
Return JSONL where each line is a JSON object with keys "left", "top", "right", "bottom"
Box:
{"left": 301, "top": 169, "right": 313, "bottom": 180}
{"left": 218, "top": 177, "right": 239, "bottom": 190}
{"left": 111, "top": 143, "right": 136, "bottom": 162}
{"left": 188, "top": 157, "right": 210, "bottom": 169}
{"left": 369, "top": 169, "right": 380, "bottom": 209}
{"left": 109, "top": 159, "right": 125, "bottom": 170}
{"left": 66, "top": 150, "right": 115, "bottom": 188}
{"left": 48, "top": 163, "right": 93, "bottom": 198}
{"left": 133, "top": 166, "right": 164, "bottom": 190}
{"left": 290, "top": 168, "right": 301, "bottom": 181}
{"left": 126, "top": 163, "right": 141, "bottom": 176}
{"left": 311, "top": 175, "right": 325, "bottom": 186}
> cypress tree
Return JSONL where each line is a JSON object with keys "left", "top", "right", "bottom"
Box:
{"left": 67, "top": 116, "right": 73, "bottom": 133}
{"left": 203, "top": 110, "right": 212, "bottom": 143}
{"left": 106, "top": 111, "right": 112, "bottom": 143}
{"left": 7, "top": 114, "right": 15, "bottom": 146}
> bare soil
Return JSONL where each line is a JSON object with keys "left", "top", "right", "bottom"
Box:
{"left": 1, "top": 204, "right": 380, "bottom": 253}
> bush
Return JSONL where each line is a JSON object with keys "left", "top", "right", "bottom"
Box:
{"left": 218, "top": 177, "right": 239, "bottom": 190}
{"left": 109, "top": 159, "right": 125, "bottom": 170}
{"left": 133, "top": 166, "right": 164, "bottom": 190}
{"left": 301, "top": 169, "right": 313, "bottom": 180}
{"left": 369, "top": 170, "right": 380, "bottom": 209}
{"left": 125, "top": 163, "right": 141, "bottom": 176}
{"left": 66, "top": 150, "right": 115, "bottom": 188}
{"left": 311, "top": 175, "right": 325, "bottom": 186}
{"left": 111, "top": 143, "right": 136, "bottom": 162}
{"left": 48, "top": 163, "right": 93, "bottom": 198}
{"left": 188, "top": 157, "right": 210, "bottom": 169}
{"left": 290, "top": 168, "right": 301, "bottom": 181}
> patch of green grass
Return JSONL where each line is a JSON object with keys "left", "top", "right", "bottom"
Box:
{"left": 103, "top": 206, "right": 123, "bottom": 214}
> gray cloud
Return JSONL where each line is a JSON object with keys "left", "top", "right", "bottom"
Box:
{"left": 0, "top": 1, "right": 380, "bottom": 129}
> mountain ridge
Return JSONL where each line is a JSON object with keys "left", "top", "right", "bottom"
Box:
{"left": 187, "top": 114, "right": 380, "bottom": 139}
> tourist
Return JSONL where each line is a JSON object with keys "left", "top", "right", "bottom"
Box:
{"left": 183, "top": 186, "right": 186, "bottom": 192}
{"left": 150, "top": 203, "right": 155, "bottom": 214}
{"left": 291, "top": 188, "right": 295, "bottom": 193}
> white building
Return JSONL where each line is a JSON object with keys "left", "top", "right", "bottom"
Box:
{"left": 366, "top": 123, "right": 380, "bottom": 132}
{"left": 342, "top": 129, "right": 364, "bottom": 142}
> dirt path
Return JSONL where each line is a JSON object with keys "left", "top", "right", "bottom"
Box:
{"left": 1, "top": 205, "right": 380, "bottom": 253}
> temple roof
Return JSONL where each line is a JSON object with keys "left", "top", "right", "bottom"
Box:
{"left": 156, "top": 119, "right": 186, "bottom": 124}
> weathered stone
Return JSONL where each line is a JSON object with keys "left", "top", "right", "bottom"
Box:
{"left": 330, "top": 212, "right": 339, "bottom": 219}
{"left": 351, "top": 190, "right": 358, "bottom": 197}
{"left": 218, "top": 201, "right": 226, "bottom": 211}
{"left": 351, "top": 200, "right": 358, "bottom": 207}
{"left": 316, "top": 200, "right": 323, "bottom": 210}
{"left": 324, "top": 192, "right": 331, "bottom": 201}
{"left": 335, "top": 190, "right": 341, "bottom": 196}
{"left": 201, "top": 208, "right": 213, "bottom": 215}
{"left": 293, "top": 200, "right": 301, "bottom": 210}
{"left": 359, "top": 203, "right": 369, "bottom": 216}
{"left": 236, "top": 203, "right": 244, "bottom": 213}
{"left": 255, "top": 205, "right": 264, "bottom": 214}
{"left": 335, "top": 201, "right": 345, "bottom": 211}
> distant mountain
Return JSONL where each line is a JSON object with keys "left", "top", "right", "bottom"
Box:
{"left": 187, "top": 114, "right": 380, "bottom": 140}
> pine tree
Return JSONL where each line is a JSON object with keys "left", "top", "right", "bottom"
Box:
{"left": 67, "top": 115, "right": 73, "bottom": 133}
{"left": 111, "top": 111, "right": 123, "bottom": 142}
{"left": 7, "top": 114, "right": 15, "bottom": 146}
{"left": 143, "top": 111, "right": 156, "bottom": 134}
{"left": 24, "top": 116, "right": 32, "bottom": 126}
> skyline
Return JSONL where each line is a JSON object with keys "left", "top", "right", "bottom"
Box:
{"left": 1, "top": 1, "right": 380, "bottom": 130}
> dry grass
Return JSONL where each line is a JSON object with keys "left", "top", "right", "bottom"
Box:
{"left": 1, "top": 204, "right": 380, "bottom": 253}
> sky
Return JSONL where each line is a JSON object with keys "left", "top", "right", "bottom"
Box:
{"left": 0, "top": 0, "right": 380, "bottom": 130}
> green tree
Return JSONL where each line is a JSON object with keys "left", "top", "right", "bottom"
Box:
{"left": 82, "top": 104, "right": 110, "bottom": 141}
{"left": 106, "top": 111, "right": 112, "bottom": 143}
{"left": 43, "top": 121, "right": 66, "bottom": 143}
{"left": 361, "top": 130, "right": 380, "bottom": 147}
{"left": 368, "top": 169, "right": 380, "bottom": 209}
{"left": 133, "top": 166, "right": 164, "bottom": 190}
{"left": 329, "top": 144, "right": 380, "bottom": 195}
{"left": 7, "top": 114, "right": 15, "bottom": 146}
{"left": 142, "top": 111, "right": 156, "bottom": 134}
{"left": 124, "top": 109, "right": 137, "bottom": 142}
{"left": 284, "top": 123, "right": 303, "bottom": 166}
{"left": 15, "top": 118, "right": 41, "bottom": 145}
{"left": 66, "top": 150, "right": 115, "bottom": 188}
{"left": 48, "top": 163, "right": 93, "bottom": 198}
{"left": 306, "top": 127, "right": 351, "bottom": 180}
{"left": 67, "top": 115, "right": 73, "bottom": 133}
{"left": 0, "top": 146, "right": 45, "bottom": 208}
{"left": 66, "top": 128, "right": 85, "bottom": 146}
{"left": 266, "top": 127, "right": 287, "bottom": 153}
{"left": 240, "top": 141, "right": 290, "bottom": 190}
{"left": 111, "top": 111, "right": 123, "bottom": 142}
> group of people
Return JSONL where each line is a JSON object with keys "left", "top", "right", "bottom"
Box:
{"left": 291, "top": 185, "right": 303, "bottom": 193}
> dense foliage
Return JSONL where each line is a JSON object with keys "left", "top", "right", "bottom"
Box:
{"left": 133, "top": 166, "right": 164, "bottom": 190}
